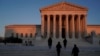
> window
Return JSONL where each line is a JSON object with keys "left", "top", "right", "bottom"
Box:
{"left": 30, "top": 33, "right": 32, "bottom": 38}
{"left": 21, "top": 33, "right": 23, "bottom": 37}
{"left": 25, "top": 33, "right": 28, "bottom": 38}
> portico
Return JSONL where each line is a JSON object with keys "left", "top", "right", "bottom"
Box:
{"left": 40, "top": 2, "right": 88, "bottom": 39}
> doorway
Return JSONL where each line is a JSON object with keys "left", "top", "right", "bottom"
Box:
{"left": 62, "top": 28, "right": 66, "bottom": 38}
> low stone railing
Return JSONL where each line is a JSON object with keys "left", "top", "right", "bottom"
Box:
{"left": 84, "top": 35, "right": 93, "bottom": 44}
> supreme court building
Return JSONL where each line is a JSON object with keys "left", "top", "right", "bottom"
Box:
{"left": 5, "top": 2, "right": 100, "bottom": 44}
{"left": 40, "top": 2, "right": 87, "bottom": 39}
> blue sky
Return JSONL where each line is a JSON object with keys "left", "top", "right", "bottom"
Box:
{"left": 0, "top": 0, "right": 100, "bottom": 37}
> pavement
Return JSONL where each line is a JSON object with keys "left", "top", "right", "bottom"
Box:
{"left": 0, "top": 43, "right": 100, "bottom": 56}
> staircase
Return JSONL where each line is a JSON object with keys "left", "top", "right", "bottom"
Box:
{"left": 33, "top": 37, "right": 93, "bottom": 47}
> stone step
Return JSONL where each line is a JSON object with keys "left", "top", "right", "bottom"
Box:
{"left": 33, "top": 38, "right": 93, "bottom": 47}
{"left": 0, "top": 47, "right": 100, "bottom": 56}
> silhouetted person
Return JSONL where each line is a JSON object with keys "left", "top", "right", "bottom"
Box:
{"left": 72, "top": 44, "right": 79, "bottom": 56}
{"left": 48, "top": 37, "right": 52, "bottom": 49}
{"left": 56, "top": 42, "right": 62, "bottom": 56}
{"left": 63, "top": 38, "right": 67, "bottom": 48}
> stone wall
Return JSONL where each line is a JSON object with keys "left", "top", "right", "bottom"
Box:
{"left": 5, "top": 25, "right": 41, "bottom": 45}
{"left": 87, "top": 25, "right": 100, "bottom": 35}
{"left": 5, "top": 25, "right": 36, "bottom": 38}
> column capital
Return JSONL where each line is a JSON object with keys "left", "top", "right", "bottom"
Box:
{"left": 59, "top": 14, "right": 61, "bottom": 17}
{"left": 72, "top": 14, "right": 75, "bottom": 17}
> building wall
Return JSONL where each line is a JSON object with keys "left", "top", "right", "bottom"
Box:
{"left": 5, "top": 25, "right": 41, "bottom": 45}
{"left": 5, "top": 25, "right": 100, "bottom": 37}
{"left": 5, "top": 25, "right": 36, "bottom": 38}
{"left": 87, "top": 25, "right": 100, "bottom": 35}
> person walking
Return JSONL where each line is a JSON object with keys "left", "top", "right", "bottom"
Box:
{"left": 48, "top": 37, "right": 52, "bottom": 49}
{"left": 56, "top": 42, "right": 62, "bottom": 56}
{"left": 72, "top": 44, "right": 80, "bottom": 56}
{"left": 63, "top": 38, "right": 67, "bottom": 48}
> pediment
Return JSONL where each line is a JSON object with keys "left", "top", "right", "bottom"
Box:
{"left": 40, "top": 2, "right": 88, "bottom": 11}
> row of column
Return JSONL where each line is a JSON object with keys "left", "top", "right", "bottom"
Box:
{"left": 41, "top": 14, "right": 87, "bottom": 39}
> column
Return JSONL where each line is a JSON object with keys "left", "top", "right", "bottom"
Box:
{"left": 53, "top": 15, "right": 56, "bottom": 38}
{"left": 78, "top": 15, "right": 81, "bottom": 39}
{"left": 66, "top": 15, "right": 69, "bottom": 39}
{"left": 80, "top": 15, "right": 82, "bottom": 37}
{"left": 72, "top": 15, "right": 75, "bottom": 39}
{"left": 47, "top": 15, "right": 50, "bottom": 38}
{"left": 41, "top": 15, "right": 44, "bottom": 37}
{"left": 81, "top": 15, "right": 86, "bottom": 37}
{"left": 59, "top": 15, "right": 62, "bottom": 38}
{"left": 84, "top": 15, "right": 87, "bottom": 37}
{"left": 82, "top": 17, "right": 84, "bottom": 37}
